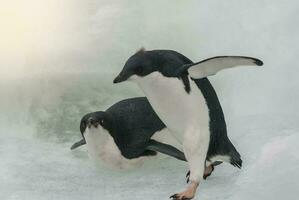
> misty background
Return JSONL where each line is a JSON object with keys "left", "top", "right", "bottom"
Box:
{"left": 0, "top": 0, "right": 298, "bottom": 200}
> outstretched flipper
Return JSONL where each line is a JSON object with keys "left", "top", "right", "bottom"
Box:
{"left": 176, "top": 56, "right": 263, "bottom": 79}
{"left": 146, "top": 140, "right": 186, "bottom": 161}
{"left": 70, "top": 138, "right": 86, "bottom": 150}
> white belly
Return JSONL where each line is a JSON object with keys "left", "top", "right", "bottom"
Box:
{"left": 136, "top": 72, "right": 210, "bottom": 142}
{"left": 84, "top": 127, "right": 146, "bottom": 170}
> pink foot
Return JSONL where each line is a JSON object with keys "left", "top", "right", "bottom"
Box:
{"left": 170, "top": 182, "right": 198, "bottom": 200}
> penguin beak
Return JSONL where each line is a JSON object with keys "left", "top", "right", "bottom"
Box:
{"left": 113, "top": 69, "right": 133, "bottom": 84}
{"left": 70, "top": 138, "right": 86, "bottom": 150}
{"left": 113, "top": 74, "right": 128, "bottom": 84}
{"left": 113, "top": 75, "right": 124, "bottom": 83}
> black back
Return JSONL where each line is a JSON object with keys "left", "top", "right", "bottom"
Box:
{"left": 105, "top": 97, "right": 165, "bottom": 159}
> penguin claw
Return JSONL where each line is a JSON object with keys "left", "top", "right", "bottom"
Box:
{"left": 170, "top": 194, "right": 192, "bottom": 200}
{"left": 186, "top": 171, "right": 190, "bottom": 183}
{"left": 186, "top": 171, "right": 190, "bottom": 179}
{"left": 186, "top": 171, "right": 190, "bottom": 178}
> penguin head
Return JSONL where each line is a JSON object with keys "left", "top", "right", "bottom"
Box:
{"left": 113, "top": 48, "right": 188, "bottom": 84}
{"left": 113, "top": 48, "right": 161, "bottom": 83}
{"left": 71, "top": 111, "right": 111, "bottom": 150}
{"left": 80, "top": 111, "right": 110, "bottom": 135}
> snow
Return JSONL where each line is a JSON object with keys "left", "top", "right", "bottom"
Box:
{"left": 1, "top": 115, "right": 298, "bottom": 200}
{"left": 0, "top": 0, "right": 298, "bottom": 199}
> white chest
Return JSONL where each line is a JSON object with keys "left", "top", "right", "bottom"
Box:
{"left": 136, "top": 72, "right": 210, "bottom": 141}
{"left": 84, "top": 127, "right": 145, "bottom": 169}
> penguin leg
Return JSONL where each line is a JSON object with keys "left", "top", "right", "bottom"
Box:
{"left": 203, "top": 161, "right": 223, "bottom": 180}
{"left": 203, "top": 165, "right": 214, "bottom": 179}
{"left": 186, "top": 164, "right": 214, "bottom": 183}
{"left": 170, "top": 128, "right": 209, "bottom": 200}
{"left": 145, "top": 140, "right": 186, "bottom": 161}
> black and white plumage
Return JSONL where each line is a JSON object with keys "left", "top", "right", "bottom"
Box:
{"left": 113, "top": 49, "right": 262, "bottom": 199}
{"left": 71, "top": 97, "right": 186, "bottom": 169}
{"left": 71, "top": 97, "right": 234, "bottom": 174}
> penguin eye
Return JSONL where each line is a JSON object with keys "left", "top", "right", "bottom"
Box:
{"left": 99, "top": 119, "right": 104, "bottom": 126}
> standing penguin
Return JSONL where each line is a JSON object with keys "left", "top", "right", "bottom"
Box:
{"left": 113, "top": 49, "right": 263, "bottom": 200}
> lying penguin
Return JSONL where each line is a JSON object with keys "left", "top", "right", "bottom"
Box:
{"left": 71, "top": 97, "right": 186, "bottom": 170}
{"left": 113, "top": 48, "right": 262, "bottom": 200}
{"left": 71, "top": 97, "right": 237, "bottom": 178}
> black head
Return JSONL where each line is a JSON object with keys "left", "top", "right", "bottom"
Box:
{"left": 113, "top": 48, "right": 160, "bottom": 83}
{"left": 80, "top": 111, "right": 110, "bottom": 136}
{"left": 71, "top": 111, "right": 111, "bottom": 150}
{"left": 113, "top": 48, "right": 192, "bottom": 92}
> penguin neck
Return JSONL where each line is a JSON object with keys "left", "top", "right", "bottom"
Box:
{"left": 136, "top": 72, "right": 183, "bottom": 92}
{"left": 84, "top": 127, "right": 120, "bottom": 161}
{"left": 84, "top": 127, "right": 110, "bottom": 150}
{"left": 136, "top": 71, "right": 184, "bottom": 96}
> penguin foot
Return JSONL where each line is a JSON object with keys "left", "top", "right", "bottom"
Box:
{"left": 203, "top": 164, "right": 214, "bottom": 179}
{"left": 186, "top": 164, "right": 215, "bottom": 183}
{"left": 170, "top": 182, "right": 198, "bottom": 200}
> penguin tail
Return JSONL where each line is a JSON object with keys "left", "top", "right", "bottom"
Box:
{"left": 229, "top": 149, "right": 242, "bottom": 169}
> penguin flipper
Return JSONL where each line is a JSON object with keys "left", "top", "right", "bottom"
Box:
{"left": 145, "top": 140, "right": 186, "bottom": 161}
{"left": 177, "top": 56, "right": 263, "bottom": 79}
{"left": 70, "top": 138, "right": 86, "bottom": 150}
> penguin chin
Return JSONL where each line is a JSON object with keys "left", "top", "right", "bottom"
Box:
{"left": 83, "top": 126, "right": 101, "bottom": 137}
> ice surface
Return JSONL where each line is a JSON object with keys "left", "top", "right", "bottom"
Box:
{"left": 1, "top": 0, "right": 298, "bottom": 199}
{"left": 1, "top": 115, "right": 298, "bottom": 200}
